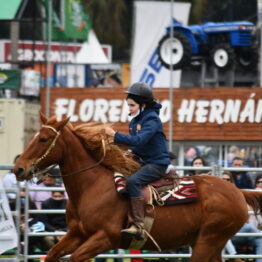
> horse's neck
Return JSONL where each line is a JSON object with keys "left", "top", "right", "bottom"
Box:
{"left": 60, "top": 129, "right": 89, "bottom": 170}
{"left": 58, "top": 127, "right": 111, "bottom": 197}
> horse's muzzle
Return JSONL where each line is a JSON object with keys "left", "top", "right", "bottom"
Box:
{"left": 14, "top": 166, "right": 33, "bottom": 181}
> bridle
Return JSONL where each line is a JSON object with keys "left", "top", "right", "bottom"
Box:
{"left": 31, "top": 124, "right": 106, "bottom": 180}
{"left": 32, "top": 125, "right": 60, "bottom": 170}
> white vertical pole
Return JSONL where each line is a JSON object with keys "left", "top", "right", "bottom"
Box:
{"left": 45, "top": 0, "right": 52, "bottom": 117}
{"left": 168, "top": 0, "right": 174, "bottom": 151}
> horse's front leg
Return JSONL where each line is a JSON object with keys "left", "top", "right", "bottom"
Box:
{"left": 69, "top": 230, "right": 115, "bottom": 262}
{"left": 45, "top": 229, "right": 84, "bottom": 262}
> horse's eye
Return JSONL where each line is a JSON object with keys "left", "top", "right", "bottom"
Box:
{"left": 39, "top": 138, "right": 48, "bottom": 143}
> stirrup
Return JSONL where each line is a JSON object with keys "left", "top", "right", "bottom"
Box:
{"left": 121, "top": 225, "right": 145, "bottom": 240}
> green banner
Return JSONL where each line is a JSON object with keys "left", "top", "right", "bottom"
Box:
{"left": 46, "top": 0, "right": 92, "bottom": 41}
{"left": 0, "top": 70, "right": 21, "bottom": 90}
{"left": 64, "top": 0, "right": 91, "bottom": 40}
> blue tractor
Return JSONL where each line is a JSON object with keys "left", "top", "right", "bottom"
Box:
{"left": 158, "top": 19, "right": 258, "bottom": 70}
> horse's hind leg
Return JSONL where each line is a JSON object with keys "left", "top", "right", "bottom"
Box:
{"left": 190, "top": 236, "right": 225, "bottom": 262}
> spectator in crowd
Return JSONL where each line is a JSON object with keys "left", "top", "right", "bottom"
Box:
{"left": 231, "top": 157, "right": 253, "bottom": 189}
{"left": 184, "top": 146, "right": 201, "bottom": 166}
{"left": 227, "top": 146, "right": 241, "bottom": 163}
{"left": 187, "top": 156, "right": 208, "bottom": 176}
{"left": 248, "top": 174, "right": 262, "bottom": 231}
{"left": 224, "top": 240, "right": 244, "bottom": 262}
{"left": 232, "top": 223, "right": 262, "bottom": 262}
{"left": 254, "top": 175, "right": 262, "bottom": 191}
{"left": 30, "top": 169, "right": 60, "bottom": 209}
{"left": 222, "top": 172, "right": 262, "bottom": 262}
{"left": 222, "top": 171, "right": 235, "bottom": 184}
{"left": 39, "top": 190, "right": 67, "bottom": 251}
{"left": 2, "top": 155, "right": 22, "bottom": 210}
{"left": 222, "top": 171, "right": 244, "bottom": 262}
{"left": 221, "top": 172, "right": 248, "bottom": 262}
{"left": 19, "top": 191, "right": 45, "bottom": 256}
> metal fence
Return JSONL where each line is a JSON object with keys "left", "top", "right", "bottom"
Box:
{"left": 1, "top": 164, "right": 262, "bottom": 261}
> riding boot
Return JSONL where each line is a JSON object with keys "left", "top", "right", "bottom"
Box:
{"left": 121, "top": 197, "right": 145, "bottom": 240}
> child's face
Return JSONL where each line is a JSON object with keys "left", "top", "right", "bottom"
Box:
{"left": 127, "top": 98, "right": 140, "bottom": 116}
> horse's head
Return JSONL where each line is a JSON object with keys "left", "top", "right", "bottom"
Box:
{"left": 13, "top": 112, "right": 70, "bottom": 181}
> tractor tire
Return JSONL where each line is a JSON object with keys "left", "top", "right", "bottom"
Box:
{"left": 237, "top": 46, "right": 259, "bottom": 71}
{"left": 157, "top": 31, "right": 192, "bottom": 70}
{"left": 210, "top": 43, "right": 235, "bottom": 70}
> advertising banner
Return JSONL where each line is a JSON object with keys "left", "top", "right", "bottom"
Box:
{"left": 0, "top": 180, "right": 18, "bottom": 254}
{"left": 44, "top": 0, "right": 91, "bottom": 41}
{"left": 0, "top": 70, "right": 21, "bottom": 90}
{"left": 131, "top": 1, "right": 191, "bottom": 88}
{"left": 41, "top": 87, "right": 262, "bottom": 141}
{"left": 0, "top": 40, "right": 110, "bottom": 64}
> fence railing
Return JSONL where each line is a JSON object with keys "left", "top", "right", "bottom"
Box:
{"left": 1, "top": 164, "right": 262, "bottom": 261}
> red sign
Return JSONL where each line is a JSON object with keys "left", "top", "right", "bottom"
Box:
{"left": 0, "top": 40, "right": 111, "bottom": 63}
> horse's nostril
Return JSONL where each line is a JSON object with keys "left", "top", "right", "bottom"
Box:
{"left": 17, "top": 167, "right": 25, "bottom": 176}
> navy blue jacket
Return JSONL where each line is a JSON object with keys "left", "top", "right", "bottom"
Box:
{"left": 114, "top": 103, "right": 170, "bottom": 165}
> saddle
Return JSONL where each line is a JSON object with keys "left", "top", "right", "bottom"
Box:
{"left": 114, "top": 168, "right": 198, "bottom": 206}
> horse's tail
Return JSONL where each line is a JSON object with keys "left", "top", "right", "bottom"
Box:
{"left": 241, "top": 190, "right": 262, "bottom": 215}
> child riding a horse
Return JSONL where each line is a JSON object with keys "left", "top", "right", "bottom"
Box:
{"left": 105, "top": 82, "right": 170, "bottom": 240}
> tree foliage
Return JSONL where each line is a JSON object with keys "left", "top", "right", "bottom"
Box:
{"left": 190, "top": 0, "right": 257, "bottom": 24}
{"left": 82, "top": 0, "right": 132, "bottom": 60}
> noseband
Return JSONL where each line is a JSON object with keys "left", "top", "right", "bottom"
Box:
{"left": 31, "top": 124, "right": 106, "bottom": 179}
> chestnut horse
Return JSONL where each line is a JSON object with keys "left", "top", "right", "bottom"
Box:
{"left": 14, "top": 114, "right": 262, "bottom": 262}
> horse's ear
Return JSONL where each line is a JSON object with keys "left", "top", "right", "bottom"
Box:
{"left": 54, "top": 117, "right": 70, "bottom": 131}
{"left": 40, "top": 111, "right": 47, "bottom": 124}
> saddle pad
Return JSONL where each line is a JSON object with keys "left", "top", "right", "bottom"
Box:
{"left": 157, "top": 177, "right": 198, "bottom": 206}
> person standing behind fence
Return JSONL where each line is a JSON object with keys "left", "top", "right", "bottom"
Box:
{"left": 254, "top": 175, "right": 262, "bottom": 192}
{"left": 29, "top": 170, "right": 58, "bottom": 209}
{"left": 231, "top": 157, "right": 253, "bottom": 189}
{"left": 222, "top": 171, "right": 235, "bottom": 183}
{"left": 232, "top": 221, "right": 262, "bottom": 262}
{"left": 222, "top": 171, "right": 262, "bottom": 262}
{"left": 249, "top": 175, "right": 262, "bottom": 230}
{"left": 187, "top": 156, "right": 208, "bottom": 176}
{"left": 221, "top": 171, "right": 248, "bottom": 262}
{"left": 39, "top": 190, "right": 67, "bottom": 251}
{"left": 2, "top": 154, "right": 22, "bottom": 210}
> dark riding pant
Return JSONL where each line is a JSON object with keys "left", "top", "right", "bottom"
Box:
{"left": 126, "top": 163, "right": 168, "bottom": 198}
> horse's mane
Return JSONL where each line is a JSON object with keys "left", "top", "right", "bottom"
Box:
{"left": 73, "top": 122, "right": 141, "bottom": 175}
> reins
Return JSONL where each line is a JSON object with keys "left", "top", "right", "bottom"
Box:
{"left": 31, "top": 125, "right": 107, "bottom": 180}
{"left": 62, "top": 138, "right": 106, "bottom": 177}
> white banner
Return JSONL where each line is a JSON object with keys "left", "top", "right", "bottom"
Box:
{"left": 131, "top": 1, "right": 191, "bottom": 87}
{"left": 0, "top": 180, "right": 18, "bottom": 254}
{"left": 20, "top": 70, "right": 41, "bottom": 96}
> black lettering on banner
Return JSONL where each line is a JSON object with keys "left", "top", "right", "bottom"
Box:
{"left": 0, "top": 201, "right": 8, "bottom": 223}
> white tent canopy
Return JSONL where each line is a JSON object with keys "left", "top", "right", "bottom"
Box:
{"left": 76, "top": 30, "right": 110, "bottom": 64}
